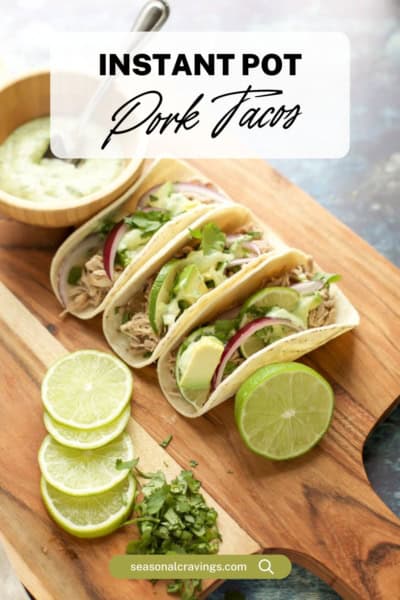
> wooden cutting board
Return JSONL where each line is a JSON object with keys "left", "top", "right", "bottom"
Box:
{"left": 0, "top": 158, "right": 399, "bottom": 600}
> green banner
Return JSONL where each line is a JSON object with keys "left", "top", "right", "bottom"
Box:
{"left": 109, "top": 554, "right": 291, "bottom": 580}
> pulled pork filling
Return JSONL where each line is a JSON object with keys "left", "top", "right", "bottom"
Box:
{"left": 116, "top": 226, "right": 272, "bottom": 358}
{"left": 168, "top": 262, "right": 337, "bottom": 398}
{"left": 68, "top": 253, "right": 115, "bottom": 312}
{"left": 266, "top": 263, "right": 336, "bottom": 327}
{"left": 118, "top": 279, "right": 159, "bottom": 357}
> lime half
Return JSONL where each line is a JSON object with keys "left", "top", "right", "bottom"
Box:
{"left": 43, "top": 404, "right": 131, "bottom": 450}
{"left": 41, "top": 350, "right": 133, "bottom": 429}
{"left": 39, "top": 432, "right": 134, "bottom": 495}
{"left": 41, "top": 475, "right": 135, "bottom": 538}
{"left": 235, "top": 363, "right": 334, "bottom": 460}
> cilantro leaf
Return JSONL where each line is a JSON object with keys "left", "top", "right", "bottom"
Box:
{"left": 244, "top": 231, "right": 262, "bottom": 240}
{"left": 189, "top": 460, "right": 198, "bottom": 468}
{"left": 67, "top": 265, "right": 82, "bottom": 285}
{"left": 313, "top": 272, "right": 341, "bottom": 287}
{"left": 213, "top": 318, "right": 240, "bottom": 343}
{"left": 115, "top": 249, "right": 131, "bottom": 268}
{"left": 160, "top": 434, "right": 173, "bottom": 448}
{"left": 96, "top": 219, "right": 116, "bottom": 236}
{"left": 124, "top": 210, "right": 171, "bottom": 235}
{"left": 224, "top": 360, "right": 240, "bottom": 376}
{"left": 189, "top": 227, "right": 202, "bottom": 240}
{"left": 146, "top": 488, "right": 168, "bottom": 514}
{"left": 190, "top": 223, "right": 226, "bottom": 255}
{"left": 121, "top": 310, "right": 132, "bottom": 324}
{"left": 201, "top": 223, "right": 226, "bottom": 255}
{"left": 115, "top": 457, "right": 139, "bottom": 471}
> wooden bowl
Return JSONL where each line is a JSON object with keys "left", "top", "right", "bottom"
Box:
{"left": 0, "top": 71, "right": 143, "bottom": 227}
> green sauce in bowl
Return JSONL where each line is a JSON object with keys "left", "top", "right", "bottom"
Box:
{"left": 0, "top": 117, "right": 125, "bottom": 202}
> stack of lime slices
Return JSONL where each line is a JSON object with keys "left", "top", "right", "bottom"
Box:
{"left": 38, "top": 350, "right": 136, "bottom": 538}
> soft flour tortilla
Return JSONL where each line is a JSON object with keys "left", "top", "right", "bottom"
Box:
{"left": 50, "top": 158, "right": 234, "bottom": 319}
{"left": 157, "top": 248, "right": 360, "bottom": 418}
{"left": 102, "top": 204, "right": 285, "bottom": 368}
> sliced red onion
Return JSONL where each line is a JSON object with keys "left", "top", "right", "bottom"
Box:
{"left": 103, "top": 221, "right": 129, "bottom": 280}
{"left": 226, "top": 257, "right": 256, "bottom": 268}
{"left": 242, "top": 241, "right": 261, "bottom": 256}
{"left": 136, "top": 184, "right": 164, "bottom": 208}
{"left": 173, "top": 182, "right": 230, "bottom": 203}
{"left": 58, "top": 233, "right": 103, "bottom": 307}
{"left": 291, "top": 280, "right": 323, "bottom": 294}
{"left": 137, "top": 181, "right": 229, "bottom": 208}
{"left": 225, "top": 236, "right": 261, "bottom": 256}
{"left": 211, "top": 316, "right": 303, "bottom": 390}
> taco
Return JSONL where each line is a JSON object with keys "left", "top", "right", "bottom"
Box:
{"left": 50, "top": 159, "right": 234, "bottom": 319}
{"left": 102, "top": 208, "right": 280, "bottom": 368}
{"left": 157, "top": 249, "right": 360, "bottom": 417}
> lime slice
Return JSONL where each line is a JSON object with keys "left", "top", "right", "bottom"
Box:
{"left": 43, "top": 405, "right": 131, "bottom": 450}
{"left": 148, "top": 259, "right": 181, "bottom": 334}
{"left": 41, "top": 474, "right": 135, "bottom": 538}
{"left": 41, "top": 350, "right": 133, "bottom": 429}
{"left": 240, "top": 286, "right": 299, "bottom": 317}
{"left": 38, "top": 432, "right": 134, "bottom": 495}
{"left": 235, "top": 363, "right": 334, "bottom": 460}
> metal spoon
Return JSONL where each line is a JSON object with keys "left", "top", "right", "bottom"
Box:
{"left": 44, "top": 0, "right": 170, "bottom": 165}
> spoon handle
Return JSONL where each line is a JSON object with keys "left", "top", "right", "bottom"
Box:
{"left": 65, "top": 0, "right": 170, "bottom": 156}
{"left": 130, "top": 0, "right": 170, "bottom": 32}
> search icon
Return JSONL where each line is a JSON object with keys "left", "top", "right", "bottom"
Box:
{"left": 258, "top": 558, "right": 274, "bottom": 575}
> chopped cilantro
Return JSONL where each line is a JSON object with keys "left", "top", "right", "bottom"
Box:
{"left": 96, "top": 219, "right": 115, "bottom": 236}
{"left": 160, "top": 434, "right": 173, "bottom": 448}
{"left": 115, "top": 457, "right": 139, "bottom": 471}
{"left": 67, "top": 265, "right": 82, "bottom": 285}
{"left": 120, "top": 460, "right": 221, "bottom": 600}
{"left": 224, "top": 360, "right": 239, "bottom": 376}
{"left": 213, "top": 318, "right": 240, "bottom": 343}
{"left": 244, "top": 304, "right": 268, "bottom": 318}
{"left": 189, "top": 460, "right": 198, "bottom": 468}
{"left": 115, "top": 249, "right": 131, "bottom": 268}
{"left": 121, "top": 310, "right": 132, "bottom": 324}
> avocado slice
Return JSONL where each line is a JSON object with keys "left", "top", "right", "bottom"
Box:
{"left": 293, "top": 292, "right": 323, "bottom": 327}
{"left": 173, "top": 263, "right": 208, "bottom": 307}
{"left": 177, "top": 336, "right": 224, "bottom": 392}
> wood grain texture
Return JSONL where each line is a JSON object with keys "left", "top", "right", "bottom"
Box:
{"left": 0, "top": 158, "right": 399, "bottom": 599}
{"left": 0, "top": 282, "right": 258, "bottom": 600}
